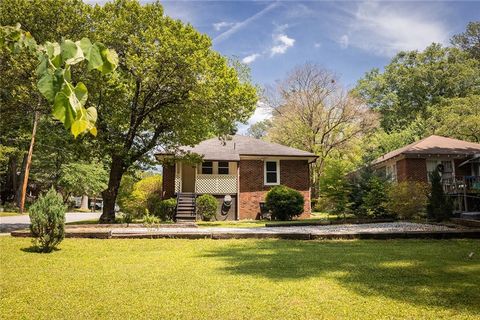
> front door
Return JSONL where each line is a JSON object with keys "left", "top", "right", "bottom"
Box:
{"left": 182, "top": 164, "right": 196, "bottom": 192}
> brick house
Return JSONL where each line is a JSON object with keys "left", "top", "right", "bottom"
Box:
{"left": 157, "top": 135, "right": 317, "bottom": 221}
{"left": 372, "top": 135, "right": 480, "bottom": 211}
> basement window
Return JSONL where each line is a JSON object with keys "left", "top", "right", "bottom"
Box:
{"left": 201, "top": 161, "right": 213, "bottom": 174}
{"left": 264, "top": 160, "right": 280, "bottom": 185}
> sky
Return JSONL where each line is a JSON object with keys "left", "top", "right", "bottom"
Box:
{"left": 88, "top": 0, "right": 480, "bottom": 131}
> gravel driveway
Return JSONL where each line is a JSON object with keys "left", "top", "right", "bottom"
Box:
{"left": 112, "top": 222, "right": 454, "bottom": 236}
{"left": 0, "top": 212, "right": 101, "bottom": 233}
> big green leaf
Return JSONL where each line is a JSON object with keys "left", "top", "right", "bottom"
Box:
{"left": 78, "top": 38, "right": 103, "bottom": 71}
{"left": 52, "top": 92, "right": 76, "bottom": 129}
{"left": 61, "top": 39, "right": 84, "bottom": 65}
{"left": 37, "top": 73, "right": 55, "bottom": 103}
{"left": 74, "top": 82, "right": 88, "bottom": 107}
{"left": 71, "top": 119, "right": 89, "bottom": 138}
{"left": 95, "top": 42, "right": 118, "bottom": 74}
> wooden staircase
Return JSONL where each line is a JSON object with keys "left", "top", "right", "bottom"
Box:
{"left": 175, "top": 193, "right": 196, "bottom": 222}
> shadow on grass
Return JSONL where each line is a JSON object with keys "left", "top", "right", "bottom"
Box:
{"left": 201, "top": 240, "right": 480, "bottom": 313}
{"left": 21, "top": 246, "right": 61, "bottom": 254}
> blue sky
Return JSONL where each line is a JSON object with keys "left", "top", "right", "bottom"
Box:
{"left": 159, "top": 1, "right": 479, "bottom": 130}
{"left": 87, "top": 0, "right": 479, "bottom": 129}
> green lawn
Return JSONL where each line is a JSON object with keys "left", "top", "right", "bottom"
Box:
{"left": 1, "top": 238, "right": 479, "bottom": 319}
{"left": 0, "top": 211, "right": 25, "bottom": 217}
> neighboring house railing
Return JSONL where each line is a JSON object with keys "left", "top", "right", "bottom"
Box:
{"left": 195, "top": 174, "right": 237, "bottom": 194}
{"left": 442, "top": 176, "right": 480, "bottom": 194}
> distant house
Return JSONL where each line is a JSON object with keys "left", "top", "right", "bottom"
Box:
{"left": 372, "top": 135, "right": 480, "bottom": 211}
{"left": 156, "top": 135, "right": 317, "bottom": 221}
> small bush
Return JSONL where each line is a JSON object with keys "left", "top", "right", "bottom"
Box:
{"left": 196, "top": 194, "right": 217, "bottom": 221}
{"left": 387, "top": 181, "right": 429, "bottom": 219}
{"left": 143, "top": 212, "right": 160, "bottom": 227}
{"left": 29, "top": 188, "right": 66, "bottom": 253}
{"left": 157, "top": 198, "right": 177, "bottom": 221}
{"left": 265, "top": 185, "right": 304, "bottom": 221}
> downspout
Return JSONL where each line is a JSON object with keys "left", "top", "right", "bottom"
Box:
{"left": 236, "top": 161, "right": 240, "bottom": 220}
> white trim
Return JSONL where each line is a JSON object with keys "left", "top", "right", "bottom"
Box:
{"left": 264, "top": 159, "right": 280, "bottom": 185}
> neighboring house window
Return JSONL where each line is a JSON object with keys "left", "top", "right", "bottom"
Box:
{"left": 201, "top": 161, "right": 213, "bottom": 174}
{"left": 264, "top": 160, "right": 280, "bottom": 185}
{"left": 385, "top": 163, "right": 397, "bottom": 182}
{"left": 218, "top": 161, "right": 229, "bottom": 175}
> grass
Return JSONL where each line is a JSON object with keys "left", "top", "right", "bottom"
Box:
{"left": 0, "top": 211, "right": 25, "bottom": 217}
{"left": 0, "top": 237, "right": 479, "bottom": 319}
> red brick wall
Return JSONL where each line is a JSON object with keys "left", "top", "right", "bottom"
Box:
{"left": 162, "top": 165, "right": 175, "bottom": 199}
{"left": 396, "top": 158, "right": 427, "bottom": 182}
{"left": 238, "top": 160, "right": 311, "bottom": 220}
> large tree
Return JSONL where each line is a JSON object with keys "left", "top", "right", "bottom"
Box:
{"left": 451, "top": 21, "right": 480, "bottom": 60}
{"left": 354, "top": 43, "right": 480, "bottom": 132}
{"left": 265, "top": 63, "right": 377, "bottom": 196}
{"left": 81, "top": 1, "right": 257, "bottom": 222}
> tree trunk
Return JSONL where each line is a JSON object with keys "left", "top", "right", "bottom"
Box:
{"left": 80, "top": 195, "right": 89, "bottom": 211}
{"left": 19, "top": 111, "right": 39, "bottom": 213}
{"left": 15, "top": 153, "right": 27, "bottom": 206}
{"left": 99, "top": 155, "right": 125, "bottom": 223}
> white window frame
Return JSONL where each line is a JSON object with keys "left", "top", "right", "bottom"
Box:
{"left": 218, "top": 161, "right": 229, "bottom": 175}
{"left": 264, "top": 160, "right": 280, "bottom": 185}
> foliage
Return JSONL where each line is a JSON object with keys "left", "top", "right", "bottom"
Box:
{"left": 142, "top": 212, "right": 160, "bottom": 228}
{"left": 28, "top": 188, "right": 66, "bottom": 252}
{"left": 348, "top": 167, "right": 391, "bottom": 218}
{"left": 427, "top": 171, "right": 452, "bottom": 222}
{"left": 247, "top": 119, "right": 271, "bottom": 139}
{"left": 426, "top": 95, "right": 480, "bottom": 142}
{"left": 0, "top": 24, "right": 118, "bottom": 137}
{"left": 266, "top": 63, "right": 378, "bottom": 196}
{"left": 196, "top": 194, "right": 218, "bottom": 221}
{"left": 354, "top": 43, "right": 480, "bottom": 132}
{"left": 265, "top": 185, "right": 305, "bottom": 221}
{"left": 155, "top": 198, "right": 176, "bottom": 221}
{"left": 451, "top": 21, "right": 480, "bottom": 60}
{"left": 58, "top": 162, "right": 108, "bottom": 198}
{"left": 121, "top": 174, "right": 162, "bottom": 218}
{"left": 318, "top": 157, "right": 351, "bottom": 214}
{"left": 386, "top": 181, "right": 429, "bottom": 220}
{"left": 117, "top": 174, "right": 138, "bottom": 211}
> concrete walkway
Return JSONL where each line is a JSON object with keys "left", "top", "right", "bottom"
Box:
{"left": 0, "top": 212, "right": 101, "bottom": 233}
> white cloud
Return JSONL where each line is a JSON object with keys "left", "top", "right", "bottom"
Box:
{"left": 242, "top": 53, "right": 261, "bottom": 64}
{"left": 344, "top": 1, "right": 449, "bottom": 56}
{"left": 314, "top": 42, "right": 321, "bottom": 48}
{"left": 270, "top": 34, "right": 295, "bottom": 56}
{"left": 237, "top": 102, "right": 272, "bottom": 134}
{"left": 213, "top": 2, "right": 279, "bottom": 44}
{"left": 213, "top": 21, "right": 236, "bottom": 31}
{"left": 339, "top": 35, "right": 349, "bottom": 49}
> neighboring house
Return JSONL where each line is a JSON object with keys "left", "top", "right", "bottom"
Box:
{"left": 372, "top": 135, "right": 480, "bottom": 211}
{"left": 156, "top": 135, "right": 317, "bottom": 221}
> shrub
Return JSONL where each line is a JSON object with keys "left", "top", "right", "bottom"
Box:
{"left": 265, "top": 185, "right": 304, "bottom": 221}
{"left": 348, "top": 167, "right": 391, "bottom": 218}
{"left": 427, "top": 171, "right": 452, "bottom": 222}
{"left": 120, "top": 174, "right": 162, "bottom": 218}
{"left": 196, "top": 194, "right": 217, "bottom": 221}
{"left": 28, "top": 188, "right": 66, "bottom": 253}
{"left": 387, "top": 181, "right": 429, "bottom": 219}
{"left": 150, "top": 198, "right": 177, "bottom": 221}
{"left": 143, "top": 212, "right": 160, "bottom": 227}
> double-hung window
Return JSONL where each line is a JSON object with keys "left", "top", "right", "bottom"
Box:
{"left": 218, "top": 161, "right": 229, "bottom": 175}
{"left": 201, "top": 161, "right": 213, "bottom": 174}
{"left": 264, "top": 160, "right": 279, "bottom": 185}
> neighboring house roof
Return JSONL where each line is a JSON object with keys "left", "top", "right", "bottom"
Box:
{"left": 372, "top": 135, "right": 480, "bottom": 165}
{"left": 157, "top": 135, "right": 317, "bottom": 161}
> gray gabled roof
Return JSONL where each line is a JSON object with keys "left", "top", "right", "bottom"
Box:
{"left": 159, "top": 135, "right": 317, "bottom": 161}
{"left": 372, "top": 135, "right": 480, "bottom": 165}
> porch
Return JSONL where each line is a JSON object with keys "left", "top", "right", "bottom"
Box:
{"left": 174, "top": 161, "right": 238, "bottom": 195}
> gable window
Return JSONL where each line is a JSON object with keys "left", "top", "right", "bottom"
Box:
{"left": 201, "top": 161, "right": 213, "bottom": 174}
{"left": 264, "top": 160, "right": 280, "bottom": 185}
{"left": 218, "top": 161, "right": 229, "bottom": 175}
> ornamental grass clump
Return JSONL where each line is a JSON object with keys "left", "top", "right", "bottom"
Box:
{"left": 29, "top": 188, "right": 66, "bottom": 253}
{"left": 265, "top": 185, "right": 304, "bottom": 221}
